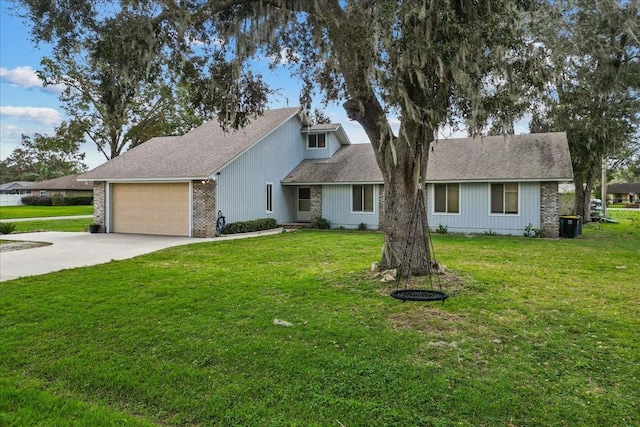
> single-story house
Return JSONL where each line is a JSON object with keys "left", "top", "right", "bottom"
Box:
{"left": 79, "top": 107, "right": 573, "bottom": 237}
{"left": 21, "top": 175, "right": 94, "bottom": 198}
{"left": 606, "top": 183, "right": 640, "bottom": 204}
{"left": 0, "top": 181, "right": 33, "bottom": 195}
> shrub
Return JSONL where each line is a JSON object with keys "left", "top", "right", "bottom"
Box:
{"left": 21, "top": 196, "right": 52, "bottom": 206}
{"left": 52, "top": 193, "right": 65, "bottom": 206}
{"left": 315, "top": 217, "right": 331, "bottom": 229}
{"left": 223, "top": 218, "right": 278, "bottom": 234}
{"left": 358, "top": 223, "right": 368, "bottom": 230}
{"left": 64, "top": 196, "right": 93, "bottom": 206}
{"left": 436, "top": 223, "right": 448, "bottom": 234}
{"left": 0, "top": 222, "right": 17, "bottom": 234}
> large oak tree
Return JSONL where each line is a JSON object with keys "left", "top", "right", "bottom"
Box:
{"left": 534, "top": 0, "right": 640, "bottom": 217}
{"left": 16, "top": 0, "right": 544, "bottom": 275}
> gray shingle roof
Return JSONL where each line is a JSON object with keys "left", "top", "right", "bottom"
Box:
{"left": 284, "top": 132, "right": 573, "bottom": 184}
{"left": 282, "top": 144, "right": 383, "bottom": 184}
{"left": 20, "top": 175, "right": 93, "bottom": 191}
{"left": 426, "top": 132, "right": 573, "bottom": 182}
{"left": 79, "top": 107, "right": 302, "bottom": 180}
{"left": 607, "top": 183, "right": 640, "bottom": 194}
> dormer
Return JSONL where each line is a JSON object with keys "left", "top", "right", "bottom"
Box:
{"left": 300, "top": 123, "right": 351, "bottom": 159}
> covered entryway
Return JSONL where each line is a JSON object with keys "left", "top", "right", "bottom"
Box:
{"left": 111, "top": 183, "right": 190, "bottom": 236}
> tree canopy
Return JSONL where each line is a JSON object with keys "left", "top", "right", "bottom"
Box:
{"left": 534, "top": 0, "right": 640, "bottom": 216}
{"left": 0, "top": 121, "right": 88, "bottom": 182}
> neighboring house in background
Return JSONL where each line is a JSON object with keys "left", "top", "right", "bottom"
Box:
{"left": 606, "top": 183, "right": 640, "bottom": 204}
{"left": 79, "top": 107, "right": 573, "bottom": 238}
{"left": 0, "top": 181, "right": 33, "bottom": 206}
{"left": 21, "top": 175, "right": 94, "bottom": 198}
{"left": 0, "top": 181, "right": 33, "bottom": 195}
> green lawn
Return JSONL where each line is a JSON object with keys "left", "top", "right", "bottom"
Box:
{"left": 1, "top": 223, "right": 639, "bottom": 426}
{"left": 0, "top": 205, "right": 93, "bottom": 220}
{"left": 10, "top": 218, "right": 95, "bottom": 233}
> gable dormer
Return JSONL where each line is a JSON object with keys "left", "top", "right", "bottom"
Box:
{"left": 301, "top": 123, "right": 351, "bottom": 159}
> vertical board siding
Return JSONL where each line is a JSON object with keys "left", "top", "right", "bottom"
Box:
{"left": 322, "top": 185, "right": 380, "bottom": 229}
{"left": 304, "top": 132, "right": 343, "bottom": 159}
{"left": 427, "top": 182, "right": 540, "bottom": 235}
{"left": 217, "top": 117, "right": 306, "bottom": 224}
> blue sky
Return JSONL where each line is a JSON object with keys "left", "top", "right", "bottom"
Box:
{"left": 1, "top": 1, "right": 530, "bottom": 171}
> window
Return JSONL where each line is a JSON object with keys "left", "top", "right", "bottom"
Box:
{"left": 352, "top": 185, "right": 374, "bottom": 213}
{"left": 40, "top": 190, "right": 47, "bottom": 197}
{"left": 434, "top": 183, "right": 459, "bottom": 213}
{"left": 307, "top": 133, "right": 326, "bottom": 149}
{"left": 491, "top": 183, "right": 519, "bottom": 214}
{"left": 266, "top": 183, "right": 273, "bottom": 213}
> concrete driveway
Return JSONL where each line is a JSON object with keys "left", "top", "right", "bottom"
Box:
{"left": 0, "top": 232, "right": 214, "bottom": 282}
{"left": 0, "top": 229, "right": 283, "bottom": 282}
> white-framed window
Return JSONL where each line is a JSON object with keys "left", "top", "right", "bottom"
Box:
{"left": 490, "top": 182, "right": 519, "bottom": 214}
{"left": 352, "top": 184, "right": 374, "bottom": 213}
{"left": 40, "top": 190, "right": 47, "bottom": 197}
{"left": 434, "top": 183, "right": 460, "bottom": 214}
{"left": 266, "top": 182, "right": 273, "bottom": 213}
{"left": 307, "top": 133, "right": 326, "bottom": 149}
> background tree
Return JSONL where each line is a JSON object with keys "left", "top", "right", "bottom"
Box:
{"left": 535, "top": 0, "right": 640, "bottom": 217}
{"left": 1, "top": 121, "right": 88, "bottom": 182}
{"left": 32, "top": 8, "right": 217, "bottom": 161}
{"left": 16, "top": 0, "right": 545, "bottom": 275}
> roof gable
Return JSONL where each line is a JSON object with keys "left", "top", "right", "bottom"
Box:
{"left": 79, "top": 107, "right": 302, "bottom": 181}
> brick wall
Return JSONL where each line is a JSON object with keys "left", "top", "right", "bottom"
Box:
{"left": 310, "top": 185, "right": 322, "bottom": 227}
{"left": 192, "top": 180, "right": 216, "bottom": 237}
{"left": 93, "top": 182, "right": 106, "bottom": 233}
{"left": 540, "top": 181, "right": 559, "bottom": 237}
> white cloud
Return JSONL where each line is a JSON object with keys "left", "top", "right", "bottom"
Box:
{"left": 0, "top": 66, "right": 43, "bottom": 88}
{"left": 0, "top": 106, "right": 62, "bottom": 126}
{"left": 0, "top": 66, "right": 64, "bottom": 93}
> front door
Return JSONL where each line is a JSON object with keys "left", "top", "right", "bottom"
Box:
{"left": 297, "top": 187, "right": 311, "bottom": 222}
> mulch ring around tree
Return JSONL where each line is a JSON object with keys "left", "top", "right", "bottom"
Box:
{"left": 0, "top": 240, "right": 52, "bottom": 253}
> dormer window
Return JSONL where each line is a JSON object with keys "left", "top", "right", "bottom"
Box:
{"left": 307, "top": 133, "right": 326, "bottom": 149}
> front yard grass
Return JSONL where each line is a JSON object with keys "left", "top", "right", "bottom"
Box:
{"left": 1, "top": 222, "right": 638, "bottom": 426}
{"left": 10, "top": 218, "right": 95, "bottom": 233}
{"left": 0, "top": 205, "right": 93, "bottom": 220}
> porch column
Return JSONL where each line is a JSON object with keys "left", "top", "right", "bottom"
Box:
{"left": 540, "top": 181, "right": 560, "bottom": 237}
{"left": 192, "top": 180, "right": 216, "bottom": 238}
{"left": 93, "top": 181, "right": 106, "bottom": 233}
{"left": 310, "top": 185, "right": 322, "bottom": 227}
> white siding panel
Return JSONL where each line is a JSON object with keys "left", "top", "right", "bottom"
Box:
{"left": 217, "top": 117, "right": 306, "bottom": 224}
{"left": 427, "top": 182, "right": 540, "bottom": 235}
{"left": 322, "top": 185, "right": 380, "bottom": 229}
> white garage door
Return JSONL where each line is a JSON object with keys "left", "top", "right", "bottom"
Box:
{"left": 111, "top": 183, "right": 190, "bottom": 236}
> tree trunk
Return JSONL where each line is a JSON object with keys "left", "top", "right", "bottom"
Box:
{"left": 380, "top": 172, "right": 432, "bottom": 277}
{"left": 573, "top": 167, "right": 596, "bottom": 219}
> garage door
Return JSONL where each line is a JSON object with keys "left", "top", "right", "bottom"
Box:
{"left": 111, "top": 183, "right": 190, "bottom": 236}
